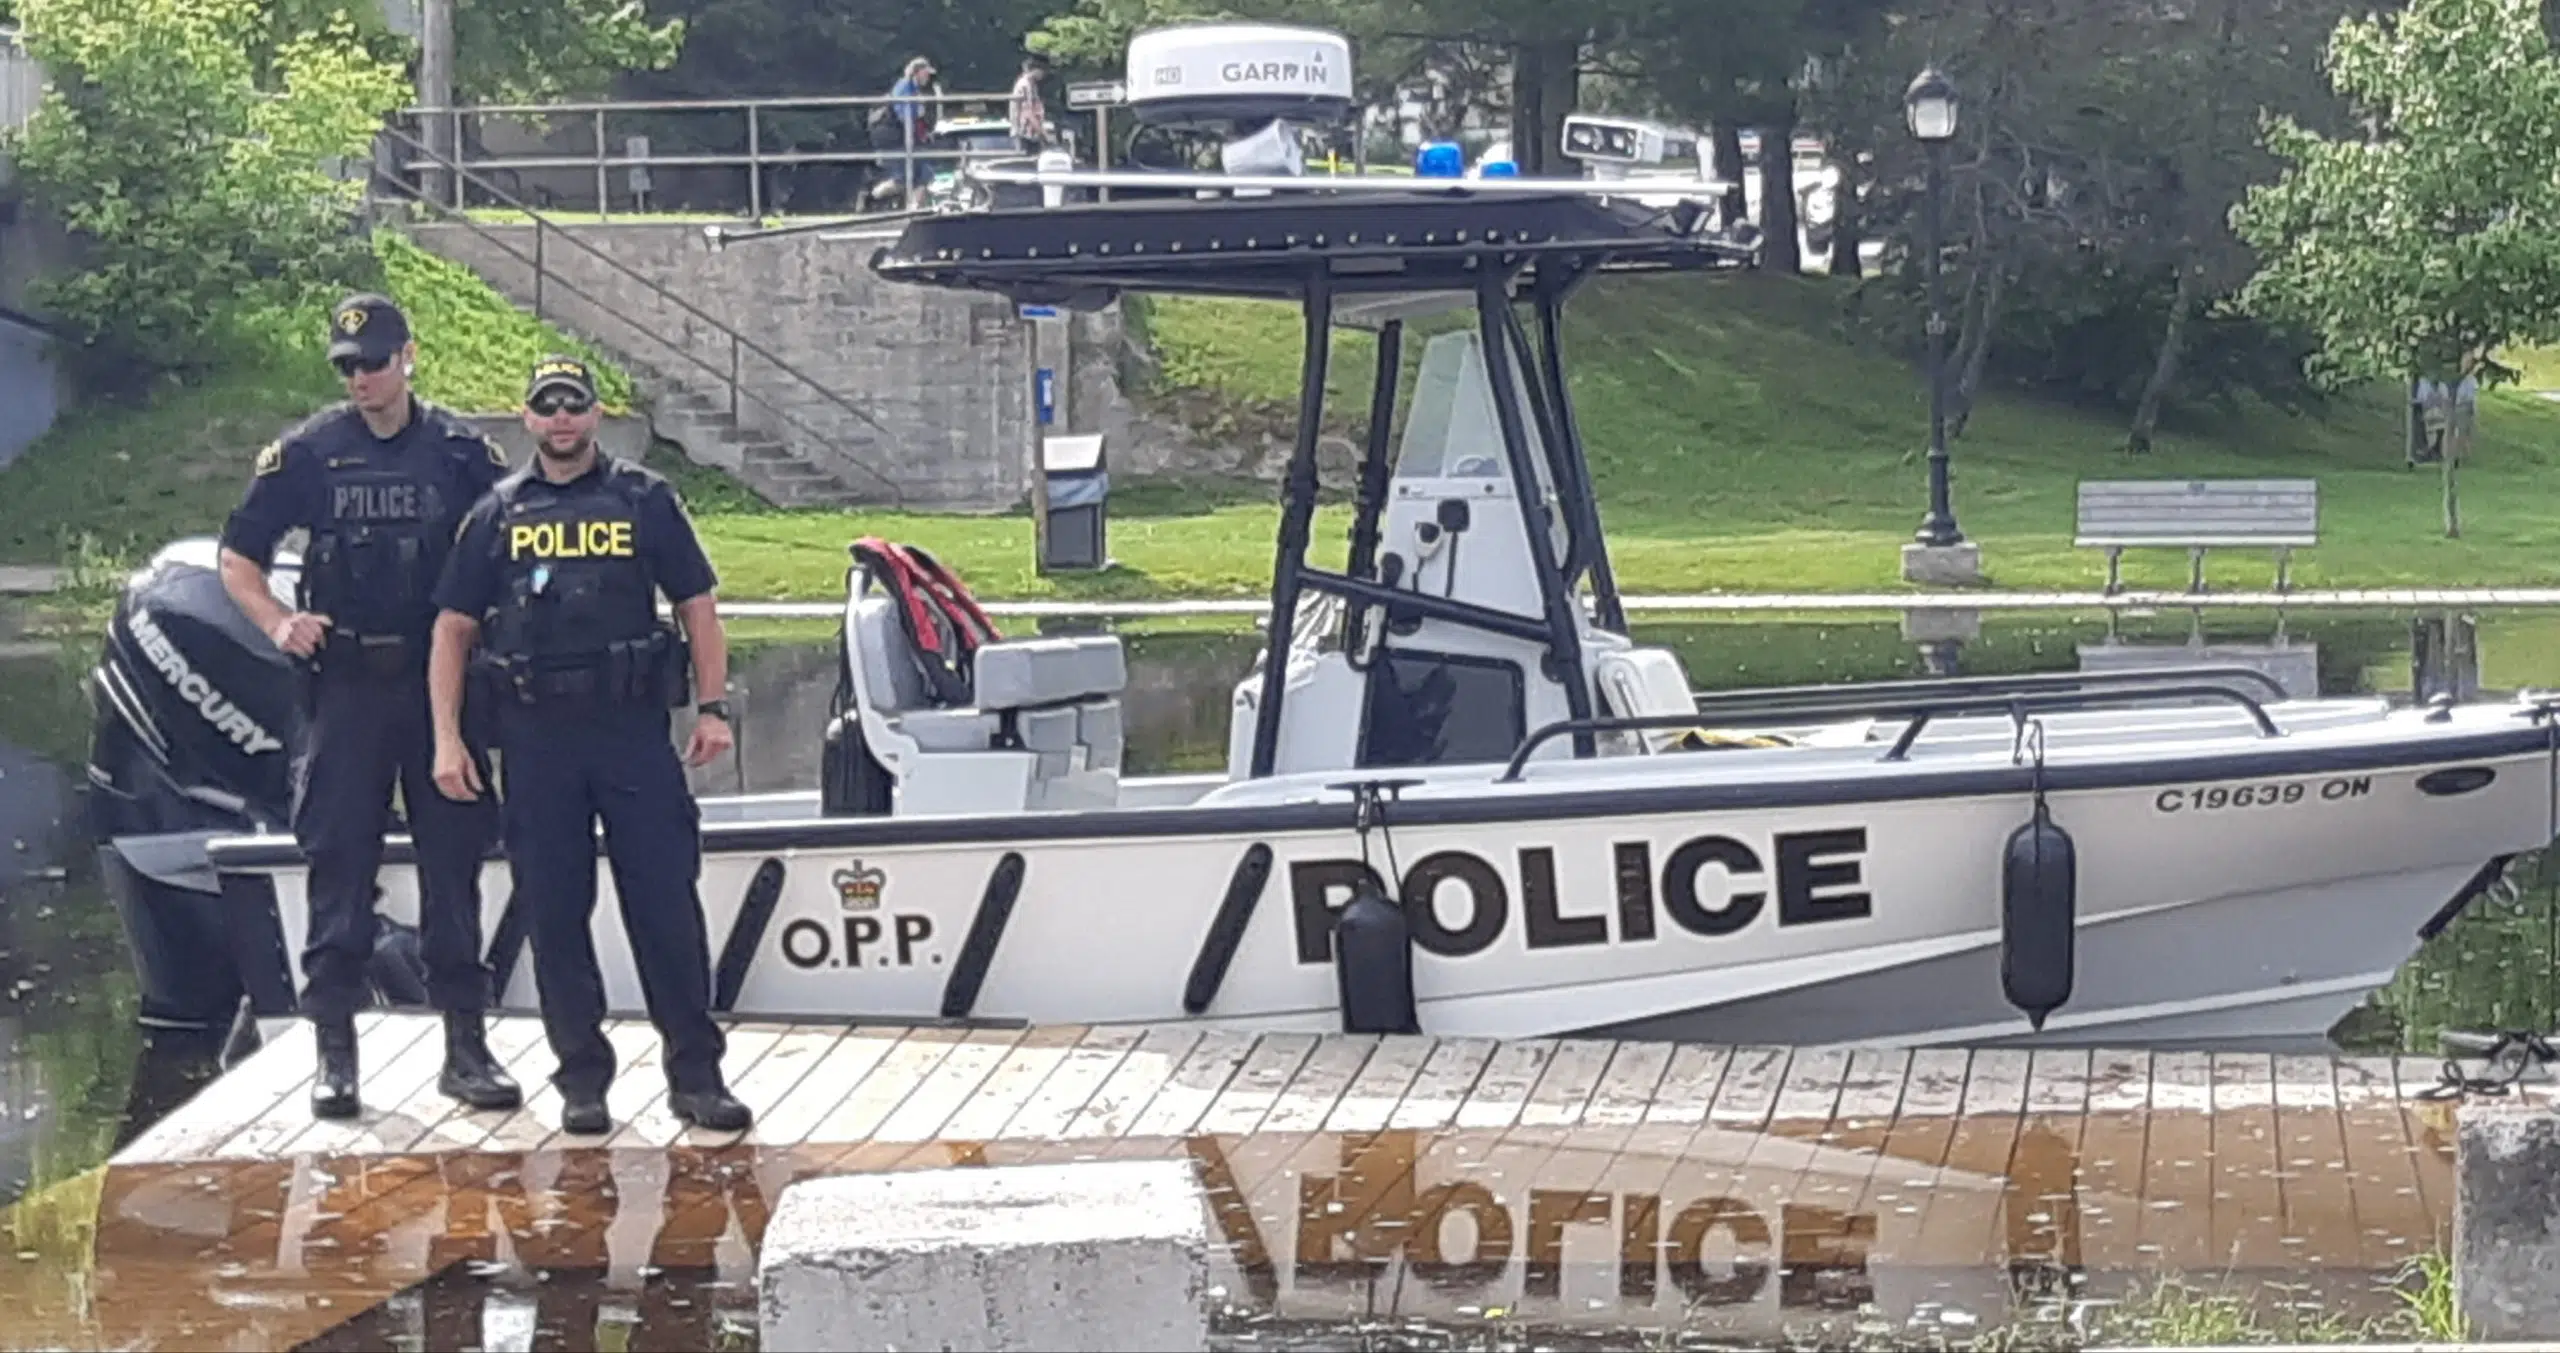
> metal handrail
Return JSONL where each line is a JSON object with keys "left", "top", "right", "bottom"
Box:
{"left": 368, "top": 121, "right": 906, "bottom": 504}
{"left": 391, "top": 89, "right": 1027, "bottom": 221}
{"left": 1498, "top": 682, "right": 2284, "bottom": 781}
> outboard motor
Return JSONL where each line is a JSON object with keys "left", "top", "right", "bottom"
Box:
{"left": 84, "top": 538, "right": 427, "bottom": 1030}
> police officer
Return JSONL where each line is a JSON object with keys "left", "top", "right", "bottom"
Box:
{"left": 426, "top": 355, "right": 749, "bottom": 1136}
{"left": 215, "top": 292, "right": 523, "bottom": 1120}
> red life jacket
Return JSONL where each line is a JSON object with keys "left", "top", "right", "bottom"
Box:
{"left": 849, "top": 537, "right": 999, "bottom": 706}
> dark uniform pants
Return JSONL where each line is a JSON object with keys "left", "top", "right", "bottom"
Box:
{"left": 291, "top": 669, "right": 499, "bottom": 1022}
{"left": 498, "top": 703, "right": 725, "bottom": 1101}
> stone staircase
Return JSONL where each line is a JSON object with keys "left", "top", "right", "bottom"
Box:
{"left": 631, "top": 377, "right": 870, "bottom": 508}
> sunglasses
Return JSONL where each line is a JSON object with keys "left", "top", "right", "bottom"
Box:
{"left": 529, "top": 391, "right": 595, "bottom": 417}
{"left": 332, "top": 353, "right": 394, "bottom": 377}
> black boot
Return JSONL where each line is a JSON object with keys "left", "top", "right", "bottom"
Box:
{"left": 437, "top": 1012, "right": 523, "bottom": 1111}
{"left": 668, "top": 1085, "right": 752, "bottom": 1133}
{"left": 312, "top": 1018, "right": 360, "bottom": 1120}
{"left": 561, "top": 1094, "right": 612, "bottom": 1136}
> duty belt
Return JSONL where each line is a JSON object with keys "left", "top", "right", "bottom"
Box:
{"left": 486, "top": 632, "right": 685, "bottom": 709}
{"left": 313, "top": 629, "right": 424, "bottom": 680}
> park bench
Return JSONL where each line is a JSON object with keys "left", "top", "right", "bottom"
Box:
{"left": 2074, "top": 478, "right": 2319, "bottom": 594}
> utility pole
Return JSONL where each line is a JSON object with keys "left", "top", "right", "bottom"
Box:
{"left": 420, "top": 0, "right": 455, "bottom": 209}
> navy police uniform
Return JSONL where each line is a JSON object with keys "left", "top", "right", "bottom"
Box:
{"left": 434, "top": 358, "right": 740, "bottom": 1132}
{"left": 220, "top": 293, "right": 521, "bottom": 1118}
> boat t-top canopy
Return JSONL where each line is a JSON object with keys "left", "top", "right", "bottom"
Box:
{"left": 870, "top": 185, "right": 1754, "bottom": 777}
{"left": 867, "top": 186, "right": 1751, "bottom": 308}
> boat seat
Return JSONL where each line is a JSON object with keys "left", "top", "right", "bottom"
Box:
{"left": 845, "top": 584, "right": 1128, "bottom": 810}
{"left": 1593, "top": 645, "right": 1700, "bottom": 753}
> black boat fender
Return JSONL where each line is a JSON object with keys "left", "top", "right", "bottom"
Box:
{"left": 2001, "top": 718, "right": 2077, "bottom": 1031}
{"left": 1332, "top": 779, "right": 1422, "bottom": 1036}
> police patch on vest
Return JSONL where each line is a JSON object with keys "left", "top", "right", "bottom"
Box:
{"left": 334, "top": 482, "right": 423, "bottom": 521}
{"left": 511, "top": 519, "right": 637, "bottom": 560}
{"left": 253, "top": 441, "right": 283, "bottom": 477}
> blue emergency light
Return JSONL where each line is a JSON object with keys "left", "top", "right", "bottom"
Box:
{"left": 1416, "top": 142, "right": 1464, "bottom": 178}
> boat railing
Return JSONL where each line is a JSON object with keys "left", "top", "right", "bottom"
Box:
{"left": 1499, "top": 679, "right": 2285, "bottom": 782}
{"left": 1687, "top": 664, "right": 2291, "bottom": 714}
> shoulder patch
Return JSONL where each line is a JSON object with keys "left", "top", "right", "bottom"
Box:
{"left": 253, "top": 441, "right": 284, "bottom": 477}
{"left": 483, "top": 436, "right": 509, "bottom": 468}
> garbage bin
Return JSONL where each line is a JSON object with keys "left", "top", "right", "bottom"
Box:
{"left": 1041, "top": 432, "right": 1109, "bottom": 571}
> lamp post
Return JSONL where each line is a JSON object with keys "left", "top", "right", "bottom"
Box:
{"left": 1906, "top": 66, "right": 1964, "bottom": 552}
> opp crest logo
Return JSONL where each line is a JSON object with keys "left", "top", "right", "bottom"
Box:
{"left": 834, "top": 862, "right": 886, "bottom": 912}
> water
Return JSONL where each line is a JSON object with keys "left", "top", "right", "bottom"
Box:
{"left": 1, "top": 603, "right": 2552, "bottom": 1349}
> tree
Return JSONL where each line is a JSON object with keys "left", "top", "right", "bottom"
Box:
{"left": 454, "top": 0, "right": 684, "bottom": 104}
{"left": 7, "top": 0, "right": 408, "bottom": 391}
{"left": 2232, "top": 0, "right": 2560, "bottom": 536}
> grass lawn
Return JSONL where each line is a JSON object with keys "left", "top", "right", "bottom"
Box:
{"left": 691, "top": 271, "right": 2560, "bottom": 601}
{"left": 15, "top": 253, "right": 2560, "bottom": 600}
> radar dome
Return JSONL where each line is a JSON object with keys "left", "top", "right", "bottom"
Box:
{"left": 1125, "top": 23, "right": 1356, "bottom": 131}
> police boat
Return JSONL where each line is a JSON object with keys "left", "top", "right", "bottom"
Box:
{"left": 112, "top": 24, "right": 2560, "bottom": 1053}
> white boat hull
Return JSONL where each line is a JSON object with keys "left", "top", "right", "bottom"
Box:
{"left": 208, "top": 699, "right": 2560, "bottom": 1050}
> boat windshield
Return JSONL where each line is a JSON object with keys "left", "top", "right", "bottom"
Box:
{"left": 1391, "top": 328, "right": 1572, "bottom": 550}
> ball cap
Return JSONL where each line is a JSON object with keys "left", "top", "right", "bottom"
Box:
{"left": 526, "top": 354, "right": 599, "bottom": 404}
{"left": 326, "top": 293, "right": 410, "bottom": 364}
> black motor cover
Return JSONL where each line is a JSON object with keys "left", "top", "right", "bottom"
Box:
{"left": 86, "top": 539, "right": 302, "bottom": 836}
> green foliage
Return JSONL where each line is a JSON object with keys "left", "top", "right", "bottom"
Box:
{"left": 2233, "top": 0, "right": 2560, "bottom": 389}
{"left": 457, "top": 0, "right": 684, "bottom": 104}
{"left": 372, "top": 231, "right": 634, "bottom": 413}
{"left": 6, "top": 0, "right": 406, "bottom": 392}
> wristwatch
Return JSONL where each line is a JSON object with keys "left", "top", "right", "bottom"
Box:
{"left": 697, "top": 699, "right": 733, "bottom": 721}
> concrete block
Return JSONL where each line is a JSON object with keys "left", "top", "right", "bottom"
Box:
{"left": 2455, "top": 1100, "right": 2560, "bottom": 1339}
{"left": 1900, "top": 606, "right": 1981, "bottom": 644}
{"left": 1900, "top": 541, "right": 1985, "bottom": 587}
{"left": 759, "top": 1159, "right": 1211, "bottom": 1352}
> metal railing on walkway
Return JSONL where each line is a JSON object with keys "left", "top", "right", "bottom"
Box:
{"left": 392, "top": 90, "right": 1040, "bottom": 221}
{"left": 366, "top": 120, "right": 904, "bottom": 503}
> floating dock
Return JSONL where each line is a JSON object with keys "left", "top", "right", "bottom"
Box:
{"left": 66, "top": 1012, "right": 2537, "bottom": 1349}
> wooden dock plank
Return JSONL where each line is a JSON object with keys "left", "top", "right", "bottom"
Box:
{"left": 222, "top": 1015, "right": 442, "bottom": 1162}
{"left": 803, "top": 1025, "right": 973, "bottom": 1146}
{"left": 1644, "top": 1044, "right": 1733, "bottom": 1126}
{"left": 722, "top": 1025, "right": 850, "bottom": 1130}
{"left": 1707, "top": 1047, "right": 1792, "bottom": 1130}
{"left": 117, "top": 1019, "right": 326, "bottom": 1165}
{"left": 1191, "top": 1033, "right": 1320, "bottom": 1137}
{"left": 1515, "top": 1038, "right": 1619, "bottom": 1129}
{"left": 995, "top": 1025, "right": 1147, "bottom": 1141}
{"left": 2333, "top": 1057, "right": 2432, "bottom": 1266}
{"left": 1236, "top": 1034, "right": 1379, "bottom": 1136}
{"left": 1907, "top": 1048, "right": 2027, "bottom": 1271}
{"left": 755, "top": 1027, "right": 907, "bottom": 1147}
{"left": 1062, "top": 1027, "right": 1203, "bottom": 1140}
{"left": 1583, "top": 1041, "right": 1677, "bottom": 1127}
{"left": 2074, "top": 1050, "right": 2155, "bottom": 1271}
{"left": 870, "top": 1028, "right": 1034, "bottom": 1144}
{"left": 1865, "top": 1048, "right": 1969, "bottom": 1265}
{"left": 1769, "top": 1047, "right": 1851, "bottom": 1127}
{"left": 2270, "top": 1054, "right": 2361, "bottom": 1269}
{"left": 1124, "top": 1029, "right": 1260, "bottom": 1140}
{"left": 934, "top": 1025, "right": 1093, "bottom": 1142}
{"left": 2211, "top": 1052, "right": 2288, "bottom": 1272}
{"left": 606, "top": 1024, "right": 791, "bottom": 1151}
{"left": 1322, "top": 1034, "right": 1437, "bottom": 1134}
{"left": 1449, "top": 1038, "right": 1554, "bottom": 1131}
{"left": 2138, "top": 1051, "right": 2218, "bottom": 1270}
{"left": 1382, "top": 1037, "right": 1496, "bottom": 1132}
{"left": 386, "top": 1014, "right": 553, "bottom": 1155}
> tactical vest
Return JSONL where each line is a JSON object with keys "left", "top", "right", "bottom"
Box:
{"left": 480, "top": 463, "right": 683, "bottom": 708}
{"left": 297, "top": 415, "right": 466, "bottom": 661}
